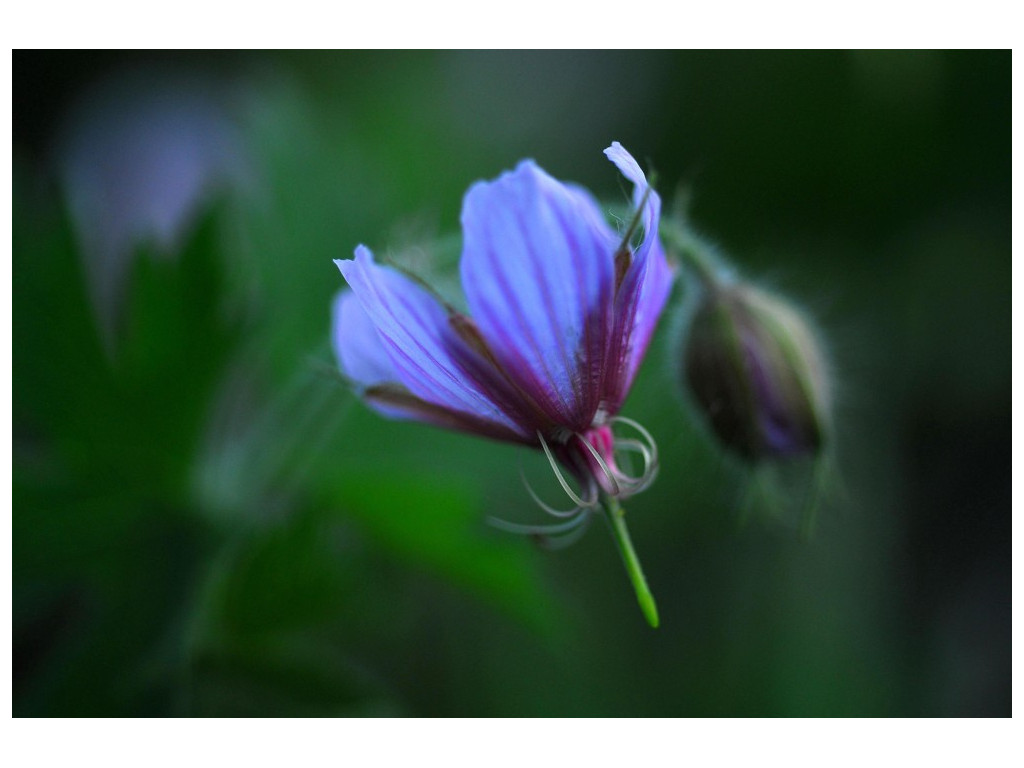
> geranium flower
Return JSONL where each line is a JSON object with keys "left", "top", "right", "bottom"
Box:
{"left": 333, "top": 142, "right": 672, "bottom": 626}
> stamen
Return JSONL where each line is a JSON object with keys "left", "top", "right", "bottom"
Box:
{"left": 519, "top": 467, "right": 585, "bottom": 518}
{"left": 537, "top": 431, "right": 596, "bottom": 509}
{"left": 610, "top": 415, "right": 659, "bottom": 466}
{"left": 604, "top": 416, "right": 660, "bottom": 498}
{"left": 575, "top": 431, "right": 621, "bottom": 497}
{"left": 487, "top": 511, "right": 591, "bottom": 537}
{"left": 533, "top": 514, "right": 594, "bottom": 550}
{"left": 627, "top": 462, "right": 659, "bottom": 495}
{"left": 610, "top": 438, "right": 652, "bottom": 484}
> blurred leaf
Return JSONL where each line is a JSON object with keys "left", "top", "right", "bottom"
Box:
{"left": 318, "top": 472, "right": 559, "bottom": 637}
{"left": 13, "top": 174, "right": 110, "bottom": 449}
{"left": 224, "top": 77, "right": 383, "bottom": 384}
{"left": 13, "top": 174, "right": 238, "bottom": 714}
{"left": 189, "top": 633, "right": 402, "bottom": 717}
{"left": 14, "top": 187, "right": 240, "bottom": 499}
{"left": 211, "top": 506, "right": 359, "bottom": 639}
{"left": 111, "top": 206, "right": 241, "bottom": 493}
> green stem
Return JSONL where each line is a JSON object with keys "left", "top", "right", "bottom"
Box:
{"left": 603, "top": 496, "right": 660, "bottom": 628}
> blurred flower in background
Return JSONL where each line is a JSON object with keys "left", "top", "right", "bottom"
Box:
{"left": 55, "top": 68, "right": 250, "bottom": 346}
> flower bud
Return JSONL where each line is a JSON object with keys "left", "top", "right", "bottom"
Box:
{"left": 683, "top": 282, "right": 829, "bottom": 462}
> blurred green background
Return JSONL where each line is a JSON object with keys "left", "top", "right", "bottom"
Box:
{"left": 13, "top": 51, "right": 1010, "bottom": 717}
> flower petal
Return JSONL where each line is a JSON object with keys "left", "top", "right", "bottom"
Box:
{"left": 604, "top": 142, "right": 658, "bottom": 259}
{"left": 603, "top": 143, "right": 674, "bottom": 411}
{"left": 336, "top": 246, "right": 530, "bottom": 441}
{"left": 332, "top": 288, "right": 396, "bottom": 388}
{"left": 332, "top": 287, "right": 422, "bottom": 423}
{"left": 460, "top": 160, "right": 617, "bottom": 432}
{"left": 361, "top": 382, "right": 532, "bottom": 443}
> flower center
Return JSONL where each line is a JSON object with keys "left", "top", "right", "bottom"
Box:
{"left": 533, "top": 415, "right": 659, "bottom": 512}
{"left": 575, "top": 424, "right": 621, "bottom": 496}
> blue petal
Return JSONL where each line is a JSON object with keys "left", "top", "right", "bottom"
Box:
{"left": 608, "top": 239, "right": 673, "bottom": 410}
{"left": 604, "top": 142, "right": 658, "bottom": 263}
{"left": 460, "top": 160, "right": 617, "bottom": 432}
{"left": 332, "top": 288, "right": 396, "bottom": 388}
{"left": 603, "top": 143, "right": 674, "bottom": 411}
{"left": 336, "top": 246, "right": 529, "bottom": 440}
{"left": 333, "top": 287, "right": 422, "bottom": 423}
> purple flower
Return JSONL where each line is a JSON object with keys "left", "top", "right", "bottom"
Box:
{"left": 332, "top": 142, "right": 672, "bottom": 511}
